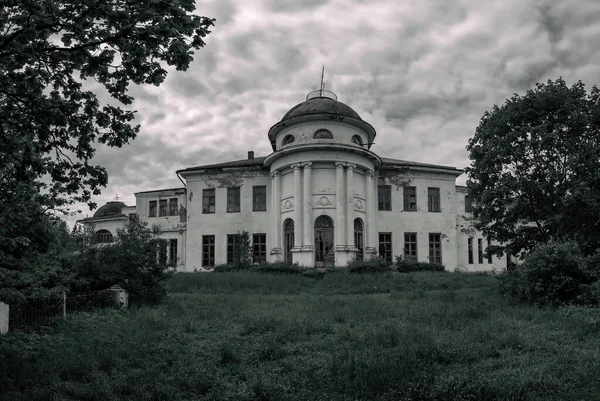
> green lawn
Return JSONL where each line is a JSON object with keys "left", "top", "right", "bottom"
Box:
{"left": 2, "top": 271, "right": 600, "bottom": 400}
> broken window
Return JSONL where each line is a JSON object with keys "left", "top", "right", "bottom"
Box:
{"left": 253, "top": 186, "right": 267, "bottom": 211}
{"left": 252, "top": 233, "right": 267, "bottom": 264}
{"left": 227, "top": 187, "right": 241, "bottom": 212}
{"left": 169, "top": 198, "right": 178, "bottom": 216}
{"left": 149, "top": 200, "right": 157, "bottom": 217}
{"left": 202, "top": 235, "right": 215, "bottom": 267}
{"left": 403, "top": 186, "right": 417, "bottom": 211}
{"left": 378, "top": 232, "right": 392, "bottom": 262}
{"left": 378, "top": 185, "right": 391, "bottom": 210}
{"left": 203, "top": 189, "right": 215, "bottom": 214}
{"left": 429, "top": 233, "right": 442, "bottom": 264}
{"left": 427, "top": 187, "right": 441, "bottom": 212}
{"left": 404, "top": 232, "right": 417, "bottom": 261}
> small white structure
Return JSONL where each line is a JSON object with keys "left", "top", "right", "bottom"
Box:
{"left": 0, "top": 302, "right": 8, "bottom": 334}
{"left": 80, "top": 90, "right": 504, "bottom": 272}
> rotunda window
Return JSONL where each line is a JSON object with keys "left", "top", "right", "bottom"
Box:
{"left": 96, "top": 229, "right": 114, "bottom": 244}
{"left": 313, "top": 129, "right": 333, "bottom": 139}
{"left": 282, "top": 135, "right": 295, "bottom": 145}
{"left": 351, "top": 135, "right": 363, "bottom": 146}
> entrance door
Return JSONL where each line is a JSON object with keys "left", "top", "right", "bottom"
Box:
{"left": 315, "top": 215, "right": 334, "bottom": 267}
{"left": 283, "top": 219, "right": 294, "bottom": 263}
{"left": 354, "top": 218, "right": 364, "bottom": 261}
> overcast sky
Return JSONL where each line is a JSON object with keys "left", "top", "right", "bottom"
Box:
{"left": 72, "top": 0, "right": 600, "bottom": 223}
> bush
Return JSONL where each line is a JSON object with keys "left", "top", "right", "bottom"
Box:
{"left": 347, "top": 256, "right": 392, "bottom": 273}
{"left": 498, "top": 240, "right": 592, "bottom": 307}
{"left": 254, "top": 262, "right": 305, "bottom": 275}
{"left": 395, "top": 255, "right": 446, "bottom": 273}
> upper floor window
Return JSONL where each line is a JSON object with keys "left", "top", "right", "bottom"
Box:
{"left": 203, "top": 189, "right": 215, "bottom": 214}
{"left": 149, "top": 200, "right": 157, "bottom": 217}
{"left": 378, "top": 185, "right": 391, "bottom": 210}
{"left": 403, "top": 186, "right": 417, "bottom": 211}
{"left": 227, "top": 187, "right": 241, "bottom": 212}
{"left": 252, "top": 186, "right": 267, "bottom": 211}
{"left": 169, "top": 198, "right": 178, "bottom": 216}
{"left": 313, "top": 129, "right": 333, "bottom": 139}
{"left": 96, "top": 230, "right": 113, "bottom": 244}
{"left": 159, "top": 199, "right": 168, "bottom": 217}
{"left": 428, "top": 187, "right": 441, "bottom": 212}
{"left": 465, "top": 195, "right": 473, "bottom": 212}
{"left": 351, "top": 135, "right": 363, "bottom": 146}
{"left": 282, "top": 135, "right": 295, "bottom": 145}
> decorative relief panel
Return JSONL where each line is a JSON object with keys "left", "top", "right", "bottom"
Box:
{"left": 313, "top": 195, "right": 335, "bottom": 209}
{"left": 282, "top": 199, "right": 294, "bottom": 211}
{"left": 354, "top": 199, "right": 365, "bottom": 211}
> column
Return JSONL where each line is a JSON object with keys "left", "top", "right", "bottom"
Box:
{"left": 335, "top": 162, "right": 346, "bottom": 251}
{"left": 270, "top": 171, "right": 282, "bottom": 256}
{"left": 302, "top": 162, "right": 313, "bottom": 250}
{"left": 346, "top": 163, "right": 356, "bottom": 250}
{"left": 365, "top": 170, "right": 376, "bottom": 255}
{"left": 292, "top": 163, "right": 303, "bottom": 249}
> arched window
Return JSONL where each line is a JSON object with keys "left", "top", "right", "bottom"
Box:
{"left": 283, "top": 219, "right": 294, "bottom": 263}
{"left": 96, "top": 230, "right": 114, "bottom": 244}
{"left": 351, "top": 135, "right": 363, "bottom": 146}
{"left": 354, "top": 218, "right": 364, "bottom": 261}
{"left": 282, "top": 135, "right": 295, "bottom": 145}
{"left": 313, "top": 129, "right": 333, "bottom": 139}
{"left": 314, "top": 215, "right": 335, "bottom": 266}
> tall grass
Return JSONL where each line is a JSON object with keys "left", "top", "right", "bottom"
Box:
{"left": 2, "top": 271, "right": 600, "bottom": 400}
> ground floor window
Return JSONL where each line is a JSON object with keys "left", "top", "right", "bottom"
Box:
{"left": 202, "top": 235, "right": 215, "bottom": 267}
{"left": 468, "top": 238, "right": 474, "bottom": 264}
{"left": 429, "top": 233, "right": 442, "bottom": 264}
{"left": 227, "top": 234, "right": 241, "bottom": 265}
{"left": 478, "top": 238, "right": 484, "bottom": 264}
{"left": 378, "top": 232, "right": 392, "bottom": 262}
{"left": 315, "top": 215, "right": 335, "bottom": 266}
{"left": 253, "top": 233, "right": 267, "bottom": 264}
{"left": 284, "top": 219, "right": 294, "bottom": 263}
{"left": 169, "top": 239, "right": 177, "bottom": 266}
{"left": 487, "top": 238, "right": 493, "bottom": 264}
{"left": 404, "top": 232, "right": 417, "bottom": 261}
{"left": 354, "top": 218, "right": 364, "bottom": 261}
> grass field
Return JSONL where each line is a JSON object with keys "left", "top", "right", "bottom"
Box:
{"left": 2, "top": 271, "right": 600, "bottom": 401}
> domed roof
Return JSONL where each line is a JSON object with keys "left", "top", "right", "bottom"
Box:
{"left": 281, "top": 97, "right": 362, "bottom": 121}
{"left": 93, "top": 201, "right": 125, "bottom": 218}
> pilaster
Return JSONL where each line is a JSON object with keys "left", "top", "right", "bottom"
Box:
{"left": 364, "top": 170, "right": 377, "bottom": 257}
{"left": 346, "top": 163, "right": 356, "bottom": 252}
{"left": 292, "top": 163, "right": 303, "bottom": 251}
{"left": 270, "top": 171, "right": 282, "bottom": 259}
{"left": 335, "top": 162, "right": 346, "bottom": 252}
{"left": 302, "top": 162, "right": 313, "bottom": 251}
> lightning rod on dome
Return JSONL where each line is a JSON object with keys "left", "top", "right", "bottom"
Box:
{"left": 306, "top": 66, "right": 337, "bottom": 101}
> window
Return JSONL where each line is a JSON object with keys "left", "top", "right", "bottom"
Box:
{"left": 227, "top": 234, "right": 241, "bottom": 264}
{"left": 429, "top": 233, "right": 442, "bottom": 264}
{"left": 282, "top": 135, "right": 295, "bottom": 145}
{"left": 465, "top": 195, "right": 473, "bottom": 212}
{"left": 203, "top": 189, "right": 215, "bottom": 214}
{"left": 149, "top": 200, "right": 157, "bottom": 217}
{"left": 253, "top": 186, "right": 267, "bottom": 211}
{"left": 378, "top": 232, "right": 392, "bottom": 262}
{"left": 202, "top": 235, "right": 215, "bottom": 267}
{"left": 354, "top": 219, "right": 364, "bottom": 261}
{"left": 313, "top": 129, "right": 333, "bottom": 139}
{"left": 169, "top": 198, "right": 178, "bottom": 216}
{"left": 96, "top": 230, "right": 113, "bottom": 244}
{"left": 227, "top": 187, "right": 241, "bottom": 213}
{"left": 284, "top": 219, "right": 294, "bottom": 263}
{"left": 253, "top": 233, "right": 267, "bottom": 264}
{"left": 487, "top": 238, "right": 493, "bottom": 264}
{"left": 159, "top": 199, "right": 168, "bottom": 217}
{"left": 427, "top": 188, "right": 441, "bottom": 212}
{"left": 468, "top": 238, "right": 474, "bottom": 264}
{"left": 351, "top": 135, "right": 363, "bottom": 146}
{"left": 404, "top": 233, "right": 417, "bottom": 261}
{"left": 478, "top": 239, "right": 484, "bottom": 264}
{"left": 403, "top": 186, "right": 417, "bottom": 211}
{"left": 378, "top": 185, "right": 391, "bottom": 210}
{"left": 169, "top": 239, "right": 177, "bottom": 266}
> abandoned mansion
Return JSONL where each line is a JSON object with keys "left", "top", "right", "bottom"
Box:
{"left": 79, "top": 90, "right": 505, "bottom": 272}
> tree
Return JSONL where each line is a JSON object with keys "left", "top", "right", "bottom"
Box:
{"left": 0, "top": 1, "right": 213, "bottom": 290}
{"left": 466, "top": 78, "right": 600, "bottom": 258}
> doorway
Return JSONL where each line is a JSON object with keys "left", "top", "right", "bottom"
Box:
{"left": 354, "top": 218, "right": 364, "bottom": 261}
{"left": 283, "top": 218, "right": 294, "bottom": 263}
{"left": 315, "top": 215, "right": 334, "bottom": 267}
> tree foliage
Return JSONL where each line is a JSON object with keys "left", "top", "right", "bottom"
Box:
{"left": 466, "top": 78, "right": 600, "bottom": 257}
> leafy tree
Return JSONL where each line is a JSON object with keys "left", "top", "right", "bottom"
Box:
{"left": 466, "top": 78, "right": 600, "bottom": 258}
{"left": 0, "top": 0, "right": 213, "bottom": 293}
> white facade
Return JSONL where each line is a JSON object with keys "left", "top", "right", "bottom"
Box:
{"left": 80, "top": 91, "right": 505, "bottom": 272}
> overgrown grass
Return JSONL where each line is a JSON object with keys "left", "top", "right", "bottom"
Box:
{"left": 2, "top": 271, "right": 600, "bottom": 400}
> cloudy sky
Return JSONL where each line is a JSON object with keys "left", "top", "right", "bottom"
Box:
{"left": 73, "top": 0, "right": 600, "bottom": 222}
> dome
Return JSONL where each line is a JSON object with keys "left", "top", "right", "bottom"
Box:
{"left": 93, "top": 201, "right": 125, "bottom": 218}
{"left": 281, "top": 97, "right": 362, "bottom": 121}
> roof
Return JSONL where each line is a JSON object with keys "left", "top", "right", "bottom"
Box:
{"left": 93, "top": 201, "right": 126, "bottom": 218}
{"left": 178, "top": 156, "right": 267, "bottom": 173}
{"left": 281, "top": 97, "right": 362, "bottom": 121}
{"left": 380, "top": 157, "right": 463, "bottom": 173}
{"left": 134, "top": 187, "right": 186, "bottom": 195}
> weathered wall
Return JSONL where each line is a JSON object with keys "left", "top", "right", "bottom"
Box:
{"left": 276, "top": 121, "right": 369, "bottom": 150}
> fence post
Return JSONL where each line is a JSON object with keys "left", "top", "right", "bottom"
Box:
{"left": 0, "top": 302, "right": 8, "bottom": 334}
{"left": 62, "top": 291, "right": 67, "bottom": 318}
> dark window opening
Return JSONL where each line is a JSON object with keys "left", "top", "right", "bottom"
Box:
{"left": 478, "top": 238, "right": 484, "bottom": 264}
{"left": 487, "top": 238, "right": 493, "bottom": 264}
{"left": 227, "top": 234, "right": 242, "bottom": 264}
{"left": 169, "top": 239, "right": 177, "bottom": 266}
{"left": 468, "top": 238, "right": 474, "bottom": 264}
{"left": 203, "top": 189, "right": 215, "bottom": 214}
{"left": 403, "top": 186, "right": 417, "bottom": 211}
{"left": 429, "top": 233, "right": 442, "bottom": 264}
{"left": 404, "top": 232, "right": 417, "bottom": 261}
{"left": 149, "top": 200, "right": 157, "bottom": 217}
{"left": 159, "top": 199, "right": 168, "bottom": 217}
{"left": 428, "top": 188, "right": 441, "bottom": 212}
{"left": 202, "top": 235, "right": 215, "bottom": 267}
{"left": 378, "top": 185, "right": 391, "bottom": 211}
{"left": 227, "top": 187, "right": 241, "bottom": 213}
{"left": 351, "top": 135, "right": 363, "bottom": 146}
{"left": 379, "top": 232, "right": 392, "bottom": 262}
{"left": 282, "top": 135, "right": 295, "bottom": 145}
{"left": 253, "top": 186, "right": 267, "bottom": 211}
{"left": 169, "top": 198, "right": 178, "bottom": 216}
{"left": 313, "top": 129, "right": 333, "bottom": 139}
{"left": 253, "top": 233, "right": 267, "bottom": 265}
{"left": 354, "top": 218, "right": 364, "bottom": 261}
{"left": 96, "top": 230, "right": 113, "bottom": 244}
{"left": 284, "top": 219, "right": 294, "bottom": 264}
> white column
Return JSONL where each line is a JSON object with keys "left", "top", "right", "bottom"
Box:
{"left": 302, "top": 162, "right": 313, "bottom": 250}
{"left": 292, "top": 163, "right": 303, "bottom": 249}
{"left": 365, "top": 170, "right": 376, "bottom": 255}
{"left": 271, "top": 171, "right": 282, "bottom": 256}
{"left": 346, "top": 163, "right": 356, "bottom": 250}
{"left": 371, "top": 172, "right": 378, "bottom": 254}
{"left": 335, "top": 162, "right": 346, "bottom": 251}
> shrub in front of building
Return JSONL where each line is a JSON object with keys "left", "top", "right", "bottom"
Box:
{"left": 347, "top": 256, "right": 393, "bottom": 273}
{"left": 395, "top": 255, "right": 445, "bottom": 273}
